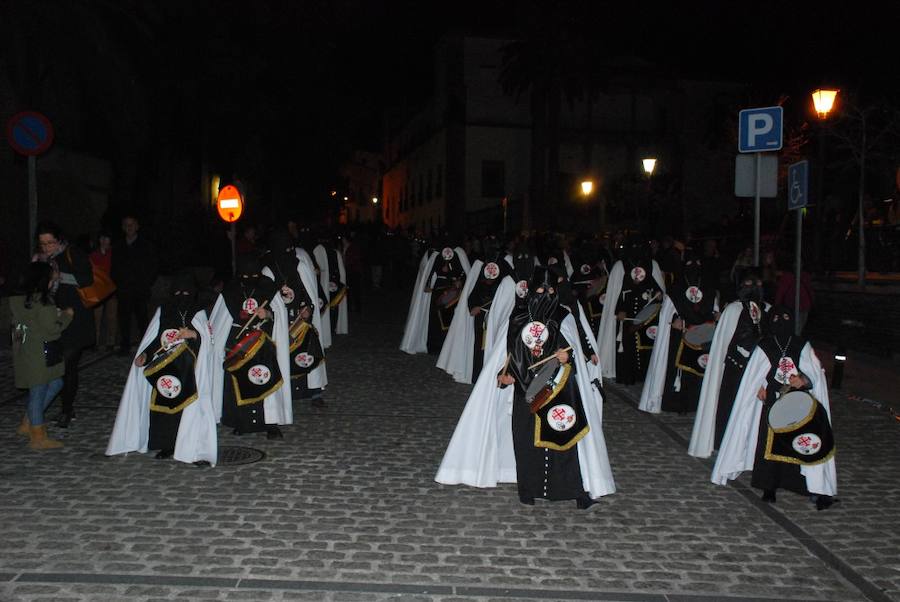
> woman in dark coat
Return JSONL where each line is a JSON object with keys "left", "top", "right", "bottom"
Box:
{"left": 34, "top": 222, "right": 95, "bottom": 428}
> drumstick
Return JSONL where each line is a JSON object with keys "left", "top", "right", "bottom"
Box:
{"left": 501, "top": 352, "right": 511, "bottom": 376}
{"left": 528, "top": 346, "right": 573, "bottom": 371}
{"left": 235, "top": 299, "right": 270, "bottom": 340}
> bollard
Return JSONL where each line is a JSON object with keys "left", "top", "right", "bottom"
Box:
{"left": 832, "top": 346, "right": 846, "bottom": 389}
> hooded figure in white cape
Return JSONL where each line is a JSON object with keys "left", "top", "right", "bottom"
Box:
{"left": 596, "top": 242, "right": 666, "bottom": 381}
{"left": 436, "top": 266, "right": 615, "bottom": 507}
{"left": 711, "top": 307, "right": 836, "bottom": 508}
{"left": 400, "top": 250, "right": 437, "bottom": 354}
{"left": 688, "top": 270, "right": 769, "bottom": 458}
{"left": 106, "top": 279, "right": 217, "bottom": 466}
{"left": 260, "top": 232, "right": 328, "bottom": 395}
{"left": 209, "top": 255, "right": 292, "bottom": 437}
{"left": 437, "top": 257, "right": 516, "bottom": 384}
{"left": 639, "top": 253, "right": 719, "bottom": 414}
{"left": 313, "top": 238, "right": 349, "bottom": 342}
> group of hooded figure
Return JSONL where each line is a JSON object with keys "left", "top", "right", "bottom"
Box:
{"left": 105, "top": 229, "right": 349, "bottom": 466}
{"left": 408, "top": 233, "right": 836, "bottom": 510}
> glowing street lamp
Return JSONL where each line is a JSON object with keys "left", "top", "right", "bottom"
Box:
{"left": 580, "top": 180, "right": 594, "bottom": 196}
{"left": 642, "top": 158, "right": 657, "bottom": 176}
{"left": 372, "top": 197, "right": 379, "bottom": 204}
{"left": 811, "top": 88, "right": 838, "bottom": 119}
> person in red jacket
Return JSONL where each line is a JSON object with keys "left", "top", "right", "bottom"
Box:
{"left": 774, "top": 267, "right": 814, "bottom": 334}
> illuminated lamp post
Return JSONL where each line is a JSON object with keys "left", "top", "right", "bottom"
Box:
{"left": 811, "top": 89, "right": 838, "bottom": 273}
{"left": 216, "top": 184, "right": 244, "bottom": 276}
{"left": 641, "top": 158, "right": 657, "bottom": 229}
{"left": 580, "top": 180, "right": 594, "bottom": 196}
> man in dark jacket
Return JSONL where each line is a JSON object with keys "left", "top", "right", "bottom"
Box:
{"left": 112, "top": 215, "right": 158, "bottom": 356}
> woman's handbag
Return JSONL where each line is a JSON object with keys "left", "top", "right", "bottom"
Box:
{"left": 67, "top": 248, "right": 116, "bottom": 308}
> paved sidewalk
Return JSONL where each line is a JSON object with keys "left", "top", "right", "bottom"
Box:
{"left": 0, "top": 288, "right": 898, "bottom": 602}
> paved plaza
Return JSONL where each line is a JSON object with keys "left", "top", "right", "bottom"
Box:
{"left": 1, "top": 289, "right": 898, "bottom": 602}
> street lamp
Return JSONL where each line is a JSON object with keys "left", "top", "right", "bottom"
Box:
{"left": 642, "top": 158, "right": 657, "bottom": 176}
{"left": 372, "top": 196, "right": 379, "bottom": 204}
{"left": 580, "top": 180, "right": 594, "bottom": 196}
{"left": 812, "top": 88, "right": 838, "bottom": 119}
{"left": 810, "top": 88, "right": 839, "bottom": 274}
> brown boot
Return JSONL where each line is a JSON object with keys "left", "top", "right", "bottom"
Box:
{"left": 17, "top": 415, "right": 30, "bottom": 437}
{"left": 29, "top": 424, "right": 63, "bottom": 450}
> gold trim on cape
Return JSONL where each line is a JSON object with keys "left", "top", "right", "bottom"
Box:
{"left": 145, "top": 343, "right": 199, "bottom": 415}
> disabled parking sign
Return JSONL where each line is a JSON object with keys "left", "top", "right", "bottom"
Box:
{"left": 738, "top": 106, "right": 783, "bottom": 153}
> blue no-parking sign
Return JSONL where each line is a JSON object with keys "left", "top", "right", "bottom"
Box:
{"left": 6, "top": 111, "right": 54, "bottom": 156}
{"left": 738, "top": 106, "right": 783, "bottom": 153}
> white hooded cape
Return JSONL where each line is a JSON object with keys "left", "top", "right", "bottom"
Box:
{"left": 400, "top": 251, "right": 437, "bottom": 354}
{"left": 435, "top": 313, "right": 616, "bottom": 500}
{"left": 106, "top": 308, "right": 218, "bottom": 466}
{"left": 639, "top": 292, "right": 723, "bottom": 414}
{"left": 638, "top": 296, "right": 676, "bottom": 413}
{"left": 312, "top": 244, "right": 336, "bottom": 349}
{"left": 711, "top": 342, "right": 837, "bottom": 496}
{"left": 596, "top": 259, "right": 666, "bottom": 379}
{"left": 208, "top": 292, "right": 293, "bottom": 425}
{"left": 436, "top": 260, "right": 482, "bottom": 384}
{"left": 688, "top": 300, "right": 765, "bottom": 458}
{"left": 483, "top": 276, "right": 516, "bottom": 362}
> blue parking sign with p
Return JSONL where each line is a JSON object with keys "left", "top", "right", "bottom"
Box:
{"left": 738, "top": 106, "right": 783, "bottom": 153}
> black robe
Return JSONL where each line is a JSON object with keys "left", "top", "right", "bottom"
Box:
{"left": 661, "top": 274, "right": 718, "bottom": 413}
{"left": 141, "top": 303, "right": 202, "bottom": 451}
{"left": 426, "top": 253, "right": 466, "bottom": 354}
{"left": 220, "top": 278, "right": 281, "bottom": 433}
{"left": 504, "top": 306, "right": 588, "bottom": 502}
{"left": 751, "top": 336, "right": 811, "bottom": 495}
{"left": 614, "top": 260, "right": 663, "bottom": 385}
{"left": 715, "top": 302, "right": 767, "bottom": 447}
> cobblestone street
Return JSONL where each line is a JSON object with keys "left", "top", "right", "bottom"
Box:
{"left": 1, "top": 288, "right": 898, "bottom": 602}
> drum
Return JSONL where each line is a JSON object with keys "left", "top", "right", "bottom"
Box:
{"left": 224, "top": 330, "right": 263, "bottom": 372}
{"left": 765, "top": 390, "right": 835, "bottom": 465}
{"left": 525, "top": 358, "right": 572, "bottom": 414}
{"left": 328, "top": 281, "right": 347, "bottom": 308}
{"left": 225, "top": 330, "right": 283, "bottom": 406}
{"left": 633, "top": 302, "right": 661, "bottom": 326}
{"left": 683, "top": 322, "right": 716, "bottom": 350}
{"left": 436, "top": 286, "right": 460, "bottom": 309}
{"left": 143, "top": 341, "right": 198, "bottom": 414}
{"left": 288, "top": 317, "right": 310, "bottom": 348}
{"left": 290, "top": 324, "right": 324, "bottom": 378}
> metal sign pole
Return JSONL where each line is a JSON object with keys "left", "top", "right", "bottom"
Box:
{"left": 794, "top": 209, "right": 803, "bottom": 335}
{"left": 230, "top": 222, "right": 237, "bottom": 277}
{"left": 28, "top": 155, "right": 37, "bottom": 255}
{"left": 754, "top": 152, "right": 761, "bottom": 266}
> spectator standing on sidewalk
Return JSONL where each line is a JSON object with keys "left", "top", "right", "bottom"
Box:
{"left": 112, "top": 215, "right": 158, "bottom": 356}
{"left": 11, "top": 262, "right": 74, "bottom": 449}
{"left": 775, "top": 265, "right": 814, "bottom": 333}
{"left": 89, "top": 232, "right": 117, "bottom": 350}
{"left": 33, "top": 222, "right": 93, "bottom": 429}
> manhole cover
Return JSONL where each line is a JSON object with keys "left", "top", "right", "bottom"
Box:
{"left": 218, "top": 446, "right": 266, "bottom": 466}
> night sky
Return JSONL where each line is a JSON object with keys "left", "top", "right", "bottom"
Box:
{"left": 5, "top": 1, "right": 896, "bottom": 207}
